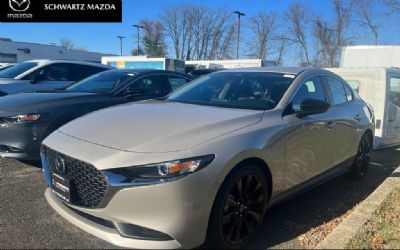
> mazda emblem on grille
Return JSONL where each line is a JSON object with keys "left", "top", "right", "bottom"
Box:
{"left": 55, "top": 157, "right": 66, "bottom": 174}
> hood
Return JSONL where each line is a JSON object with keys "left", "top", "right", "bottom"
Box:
{"left": 0, "top": 92, "right": 98, "bottom": 113}
{"left": 58, "top": 100, "right": 264, "bottom": 153}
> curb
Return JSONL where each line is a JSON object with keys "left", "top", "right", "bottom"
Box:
{"left": 316, "top": 165, "right": 400, "bottom": 249}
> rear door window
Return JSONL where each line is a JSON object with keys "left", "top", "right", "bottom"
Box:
{"left": 127, "top": 75, "right": 170, "bottom": 97}
{"left": 167, "top": 76, "right": 191, "bottom": 91}
{"left": 70, "top": 64, "right": 108, "bottom": 81}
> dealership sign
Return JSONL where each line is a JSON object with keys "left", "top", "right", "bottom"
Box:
{"left": 0, "top": 0, "right": 122, "bottom": 22}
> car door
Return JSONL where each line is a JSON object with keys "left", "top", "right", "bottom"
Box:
{"left": 283, "top": 75, "right": 334, "bottom": 189}
{"left": 385, "top": 75, "right": 400, "bottom": 145}
{"left": 19, "top": 63, "right": 76, "bottom": 92}
{"left": 322, "top": 75, "right": 358, "bottom": 166}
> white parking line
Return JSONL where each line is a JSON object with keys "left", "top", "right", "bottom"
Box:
{"left": 370, "top": 162, "right": 384, "bottom": 167}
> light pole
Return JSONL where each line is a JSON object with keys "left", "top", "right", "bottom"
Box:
{"left": 233, "top": 11, "right": 245, "bottom": 60}
{"left": 116, "top": 35, "right": 126, "bottom": 56}
{"left": 133, "top": 24, "right": 144, "bottom": 56}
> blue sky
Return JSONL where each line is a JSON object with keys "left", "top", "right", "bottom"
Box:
{"left": 0, "top": 0, "right": 397, "bottom": 61}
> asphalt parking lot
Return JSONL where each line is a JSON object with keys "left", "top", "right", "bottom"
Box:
{"left": 1, "top": 147, "right": 399, "bottom": 249}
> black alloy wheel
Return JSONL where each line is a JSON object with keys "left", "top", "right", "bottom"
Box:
{"left": 353, "top": 133, "right": 372, "bottom": 179}
{"left": 206, "top": 165, "right": 268, "bottom": 249}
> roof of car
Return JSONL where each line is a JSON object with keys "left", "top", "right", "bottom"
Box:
{"left": 219, "top": 66, "right": 309, "bottom": 75}
{"left": 25, "top": 59, "right": 113, "bottom": 68}
{"left": 104, "top": 68, "right": 192, "bottom": 76}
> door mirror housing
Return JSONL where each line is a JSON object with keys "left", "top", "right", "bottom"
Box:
{"left": 296, "top": 99, "right": 330, "bottom": 118}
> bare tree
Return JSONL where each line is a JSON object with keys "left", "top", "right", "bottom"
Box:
{"left": 60, "top": 38, "right": 74, "bottom": 50}
{"left": 159, "top": 6, "right": 182, "bottom": 59}
{"left": 159, "top": 4, "right": 235, "bottom": 60}
{"left": 284, "top": 2, "right": 312, "bottom": 66}
{"left": 248, "top": 11, "right": 277, "bottom": 59}
{"left": 273, "top": 35, "right": 289, "bottom": 66}
{"left": 139, "top": 19, "right": 167, "bottom": 57}
{"left": 59, "top": 39, "right": 89, "bottom": 51}
{"left": 353, "top": 0, "right": 380, "bottom": 45}
{"left": 333, "top": 0, "right": 352, "bottom": 47}
{"left": 313, "top": 17, "right": 338, "bottom": 67}
{"left": 312, "top": 0, "right": 353, "bottom": 67}
{"left": 381, "top": 0, "right": 400, "bottom": 10}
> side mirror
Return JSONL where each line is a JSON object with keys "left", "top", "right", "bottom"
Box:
{"left": 296, "top": 99, "right": 330, "bottom": 118}
{"left": 124, "top": 89, "right": 144, "bottom": 98}
{"left": 31, "top": 74, "right": 46, "bottom": 83}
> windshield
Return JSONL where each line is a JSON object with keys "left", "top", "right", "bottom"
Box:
{"left": 0, "top": 62, "right": 38, "bottom": 79}
{"left": 167, "top": 72, "right": 295, "bottom": 110}
{"left": 66, "top": 70, "right": 135, "bottom": 93}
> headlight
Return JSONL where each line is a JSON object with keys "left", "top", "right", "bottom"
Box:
{"left": 104, "top": 155, "right": 215, "bottom": 186}
{"left": 2, "top": 114, "right": 41, "bottom": 124}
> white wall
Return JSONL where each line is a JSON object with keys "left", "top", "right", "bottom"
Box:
{"left": 341, "top": 46, "right": 400, "bottom": 68}
{"left": 0, "top": 39, "right": 113, "bottom": 63}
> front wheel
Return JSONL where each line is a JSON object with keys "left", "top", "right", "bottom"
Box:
{"left": 205, "top": 165, "right": 269, "bottom": 249}
{"left": 352, "top": 133, "right": 372, "bottom": 179}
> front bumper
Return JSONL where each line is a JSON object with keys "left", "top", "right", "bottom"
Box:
{"left": 0, "top": 122, "right": 47, "bottom": 160}
{"left": 43, "top": 165, "right": 218, "bottom": 249}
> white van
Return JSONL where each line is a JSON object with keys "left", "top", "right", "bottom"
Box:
{"left": 327, "top": 67, "right": 400, "bottom": 149}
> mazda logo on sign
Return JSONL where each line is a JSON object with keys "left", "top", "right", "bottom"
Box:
{"left": 9, "top": 0, "right": 30, "bottom": 12}
{"left": 55, "top": 157, "right": 66, "bottom": 174}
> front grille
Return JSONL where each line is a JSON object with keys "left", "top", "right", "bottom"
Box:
{"left": 44, "top": 146, "right": 108, "bottom": 208}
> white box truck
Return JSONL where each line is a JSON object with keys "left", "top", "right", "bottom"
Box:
{"left": 327, "top": 67, "right": 400, "bottom": 148}
{"left": 101, "top": 56, "right": 185, "bottom": 73}
{"left": 341, "top": 46, "right": 400, "bottom": 68}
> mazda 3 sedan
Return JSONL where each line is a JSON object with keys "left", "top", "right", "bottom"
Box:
{"left": 41, "top": 67, "right": 374, "bottom": 249}
{"left": 0, "top": 69, "right": 192, "bottom": 160}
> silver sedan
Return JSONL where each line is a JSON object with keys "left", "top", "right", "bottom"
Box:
{"left": 41, "top": 67, "right": 374, "bottom": 249}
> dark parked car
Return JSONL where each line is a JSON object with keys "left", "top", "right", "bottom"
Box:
{"left": 0, "top": 69, "right": 192, "bottom": 160}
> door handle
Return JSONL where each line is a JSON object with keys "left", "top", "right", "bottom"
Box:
{"left": 354, "top": 114, "right": 362, "bottom": 122}
{"left": 388, "top": 119, "right": 394, "bottom": 122}
{"left": 326, "top": 121, "right": 335, "bottom": 129}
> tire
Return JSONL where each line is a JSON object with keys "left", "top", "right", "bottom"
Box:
{"left": 352, "top": 133, "right": 373, "bottom": 179}
{"left": 205, "top": 165, "right": 269, "bottom": 249}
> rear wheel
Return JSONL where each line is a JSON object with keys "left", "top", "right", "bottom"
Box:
{"left": 205, "top": 165, "right": 268, "bottom": 249}
{"left": 353, "top": 133, "right": 372, "bottom": 179}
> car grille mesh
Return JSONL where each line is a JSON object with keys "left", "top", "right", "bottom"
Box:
{"left": 44, "top": 147, "right": 108, "bottom": 208}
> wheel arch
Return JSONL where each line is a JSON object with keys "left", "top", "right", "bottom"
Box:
{"left": 216, "top": 155, "right": 273, "bottom": 203}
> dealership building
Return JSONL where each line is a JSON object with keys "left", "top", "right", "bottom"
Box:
{"left": 0, "top": 38, "right": 113, "bottom": 63}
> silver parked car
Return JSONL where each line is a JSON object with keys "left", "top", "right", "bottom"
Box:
{"left": 41, "top": 67, "right": 374, "bottom": 249}
{"left": 0, "top": 59, "right": 113, "bottom": 96}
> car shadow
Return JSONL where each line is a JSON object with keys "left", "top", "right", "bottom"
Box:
{"left": 250, "top": 146, "right": 400, "bottom": 249}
